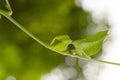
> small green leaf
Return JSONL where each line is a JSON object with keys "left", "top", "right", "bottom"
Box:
{"left": 50, "top": 35, "right": 72, "bottom": 52}
{"left": 73, "top": 30, "right": 108, "bottom": 56}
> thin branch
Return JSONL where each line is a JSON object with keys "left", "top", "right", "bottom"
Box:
{"left": 0, "top": 9, "right": 62, "bottom": 54}
{"left": 0, "top": 3, "right": 120, "bottom": 66}
{"left": 0, "top": 9, "right": 48, "bottom": 48}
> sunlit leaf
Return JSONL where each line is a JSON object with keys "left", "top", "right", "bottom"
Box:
{"left": 73, "top": 30, "right": 108, "bottom": 56}
{"left": 50, "top": 35, "right": 72, "bottom": 52}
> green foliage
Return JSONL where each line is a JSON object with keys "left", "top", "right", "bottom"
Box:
{"left": 0, "top": 15, "right": 1, "bottom": 19}
{"left": 50, "top": 35, "right": 72, "bottom": 51}
{"left": 50, "top": 30, "right": 108, "bottom": 58}
{"left": 0, "top": 0, "right": 120, "bottom": 80}
{"left": 0, "top": 0, "right": 90, "bottom": 80}
{"left": 73, "top": 30, "right": 108, "bottom": 56}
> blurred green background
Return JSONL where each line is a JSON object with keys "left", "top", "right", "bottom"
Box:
{"left": 0, "top": 0, "right": 90, "bottom": 80}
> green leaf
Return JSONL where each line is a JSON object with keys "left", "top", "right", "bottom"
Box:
{"left": 50, "top": 35, "right": 72, "bottom": 52}
{"left": 73, "top": 30, "right": 108, "bottom": 56}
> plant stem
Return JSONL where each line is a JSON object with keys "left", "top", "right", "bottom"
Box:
{"left": 0, "top": 9, "right": 64, "bottom": 54}
{"left": 5, "top": 0, "right": 13, "bottom": 16}
{"left": 68, "top": 54, "right": 120, "bottom": 66}
{"left": 0, "top": 9, "right": 120, "bottom": 66}
{"left": 0, "top": 9, "right": 49, "bottom": 49}
{"left": 92, "top": 59, "right": 120, "bottom": 66}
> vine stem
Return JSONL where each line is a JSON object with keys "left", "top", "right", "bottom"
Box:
{"left": 0, "top": 9, "right": 49, "bottom": 48}
{"left": 0, "top": 9, "right": 63, "bottom": 54}
{"left": 0, "top": 9, "right": 120, "bottom": 66}
{"left": 5, "top": 0, "right": 13, "bottom": 16}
